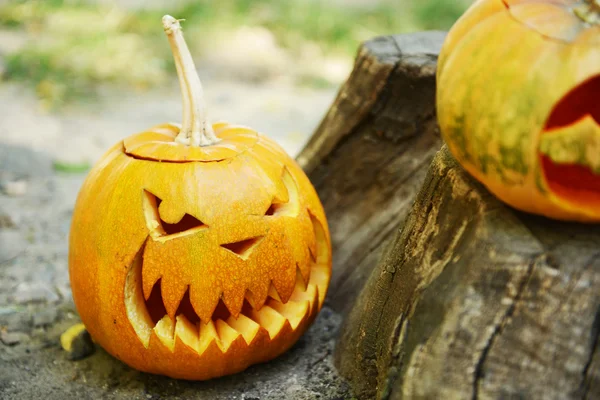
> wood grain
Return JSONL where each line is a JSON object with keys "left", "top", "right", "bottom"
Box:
{"left": 297, "top": 32, "right": 446, "bottom": 313}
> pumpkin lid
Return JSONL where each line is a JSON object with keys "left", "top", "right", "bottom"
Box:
{"left": 123, "top": 122, "right": 258, "bottom": 162}
{"left": 505, "top": 0, "right": 600, "bottom": 45}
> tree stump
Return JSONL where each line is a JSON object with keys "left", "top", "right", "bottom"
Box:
{"left": 297, "top": 32, "right": 446, "bottom": 313}
{"left": 336, "top": 146, "right": 600, "bottom": 399}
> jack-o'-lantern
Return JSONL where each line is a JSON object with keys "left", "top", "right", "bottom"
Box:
{"left": 437, "top": 0, "right": 600, "bottom": 221}
{"left": 68, "top": 15, "right": 331, "bottom": 380}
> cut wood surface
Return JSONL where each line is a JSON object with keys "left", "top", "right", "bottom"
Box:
{"left": 297, "top": 32, "right": 446, "bottom": 313}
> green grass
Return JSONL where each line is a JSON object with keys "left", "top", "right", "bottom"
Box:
{"left": 0, "top": 0, "right": 470, "bottom": 108}
{"left": 52, "top": 160, "right": 91, "bottom": 173}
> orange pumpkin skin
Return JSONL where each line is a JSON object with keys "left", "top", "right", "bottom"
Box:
{"left": 437, "top": 0, "right": 600, "bottom": 221}
{"left": 68, "top": 122, "right": 331, "bottom": 380}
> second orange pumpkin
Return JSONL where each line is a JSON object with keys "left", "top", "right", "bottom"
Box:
{"left": 437, "top": 0, "right": 600, "bottom": 221}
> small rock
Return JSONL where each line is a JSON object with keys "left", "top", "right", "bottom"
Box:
{"left": 285, "top": 384, "right": 304, "bottom": 395}
{"left": 0, "top": 213, "right": 15, "bottom": 228}
{"left": 55, "top": 284, "right": 73, "bottom": 303}
{"left": 61, "top": 323, "right": 95, "bottom": 361}
{"left": 2, "top": 309, "right": 31, "bottom": 332}
{"left": 0, "top": 230, "right": 27, "bottom": 263}
{"left": 1, "top": 330, "right": 28, "bottom": 346}
{"left": 32, "top": 308, "right": 58, "bottom": 327}
{"left": 13, "top": 282, "right": 60, "bottom": 304}
{"left": 1, "top": 180, "right": 28, "bottom": 196}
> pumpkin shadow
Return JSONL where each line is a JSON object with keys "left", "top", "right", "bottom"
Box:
{"left": 76, "top": 306, "right": 349, "bottom": 398}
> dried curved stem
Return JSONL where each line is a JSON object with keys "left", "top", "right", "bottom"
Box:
{"left": 162, "top": 15, "right": 219, "bottom": 147}
{"left": 575, "top": 0, "right": 600, "bottom": 25}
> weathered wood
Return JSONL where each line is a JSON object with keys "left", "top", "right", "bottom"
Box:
{"left": 336, "top": 146, "right": 600, "bottom": 399}
{"left": 297, "top": 32, "right": 446, "bottom": 312}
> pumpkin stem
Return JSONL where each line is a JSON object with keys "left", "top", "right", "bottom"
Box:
{"left": 575, "top": 0, "right": 600, "bottom": 24}
{"left": 162, "top": 15, "right": 219, "bottom": 147}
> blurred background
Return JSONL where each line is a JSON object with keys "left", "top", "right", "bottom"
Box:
{"left": 0, "top": 0, "right": 471, "bottom": 168}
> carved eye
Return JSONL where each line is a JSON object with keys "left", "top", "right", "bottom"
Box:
{"left": 220, "top": 236, "right": 265, "bottom": 260}
{"left": 263, "top": 167, "right": 300, "bottom": 217}
{"left": 142, "top": 190, "right": 208, "bottom": 238}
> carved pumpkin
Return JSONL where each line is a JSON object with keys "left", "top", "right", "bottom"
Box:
{"left": 437, "top": 0, "right": 600, "bottom": 221}
{"left": 68, "top": 16, "right": 331, "bottom": 380}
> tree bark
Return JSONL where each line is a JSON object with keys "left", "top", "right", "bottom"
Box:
{"left": 297, "top": 32, "right": 446, "bottom": 313}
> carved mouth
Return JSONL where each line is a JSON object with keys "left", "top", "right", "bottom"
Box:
{"left": 539, "top": 75, "right": 600, "bottom": 210}
{"left": 124, "top": 168, "right": 329, "bottom": 355}
{"left": 125, "top": 248, "right": 328, "bottom": 354}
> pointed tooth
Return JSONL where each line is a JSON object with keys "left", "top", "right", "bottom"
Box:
{"left": 268, "top": 299, "right": 309, "bottom": 330}
{"left": 124, "top": 244, "right": 153, "bottom": 348}
{"left": 311, "top": 285, "right": 320, "bottom": 316}
{"left": 309, "top": 266, "right": 330, "bottom": 282}
{"left": 268, "top": 283, "right": 282, "bottom": 302}
{"left": 175, "top": 315, "right": 199, "bottom": 351}
{"left": 222, "top": 289, "right": 245, "bottom": 319}
{"left": 226, "top": 314, "right": 260, "bottom": 345}
{"left": 198, "top": 320, "right": 219, "bottom": 355}
{"left": 299, "top": 260, "right": 311, "bottom": 288}
{"left": 308, "top": 210, "right": 329, "bottom": 262}
{"left": 141, "top": 262, "right": 162, "bottom": 301}
{"left": 153, "top": 315, "right": 175, "bottom": 352}
{"left": 160, "top": 278, "right": 189, "bottom": 321}
{"left": 215, "top": 320, "right": 241, "bottom": 352}
{"left": 190, "top": 287, "right": 221, "bottom": 323}
{"left": 294, "top": 225, "right": 313, "bottom": 283}
{"left": 295, "top": 265, "right": 308, "bottom": 292}
{"left": 248, "top": 282, "right": 269, "bottom": 311}
{"left": 270, "top": 262, "right": 296, "bottom": 304}
{"left": 308, "top": 237, "right": 317, "bottom": 264}
{"left": 249, "top": 305, "right": 287, "bottom": 339}
{"left": 244, "top": 289, "right": 258, "bottom": 309}
{"left": 310, "top": 266, "right": 330, "bottom": 308}
{"left": 291, "top": 280, "right": 316, "bottom": 304}
{"left": 316, "top": 243, "right": 330, "bottom": 265}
